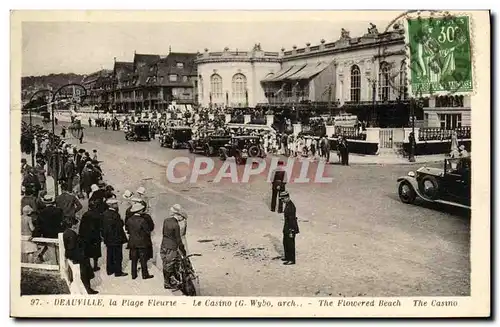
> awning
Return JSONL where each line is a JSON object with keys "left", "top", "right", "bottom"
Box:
{"left": 261, "top": 66, "right": 295, "bottom": 82}
{"left": 269, "top": 64, "right": 307, "bottom": 82}
{"left": 287, "top": 62, "right": 331, "bottom": 80}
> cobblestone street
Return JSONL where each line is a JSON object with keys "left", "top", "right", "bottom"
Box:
{"left": 33, "top": 118, "right": 470, "bottom": 297}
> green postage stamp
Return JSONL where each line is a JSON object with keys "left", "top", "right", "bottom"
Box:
{"left": 406, "top": 14, "right": 473, "bottom": 97}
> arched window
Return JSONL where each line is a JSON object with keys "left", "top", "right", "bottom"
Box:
{"left": 350, "top": 65, "right": 361, "bottom": 103}
{"left": 231, "top": 73, "right": 247, "bottom": 106}
{"left": 378, "top": 62, "right": 390, "bottom": 101}
{"left": 210, "top": 74, "right": 223, "bottom": 101}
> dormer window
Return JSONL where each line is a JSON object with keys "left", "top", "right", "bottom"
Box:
{"left": 169, "top": 74, "right": 178, "bottom": 82}
{"left": 176, "top": 62, "right": 184, "bottom": 69}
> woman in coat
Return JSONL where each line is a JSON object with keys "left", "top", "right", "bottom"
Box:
{"left": 169, "top": 204, "right": 189, "bottom": 254}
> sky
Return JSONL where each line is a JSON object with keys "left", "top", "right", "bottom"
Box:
{"left": 21, "top": 16, "right": 394, "bottom": 77}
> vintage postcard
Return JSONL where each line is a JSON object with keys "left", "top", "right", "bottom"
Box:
{"left": 10, "top": 10, "right": 490, "bottom": 318}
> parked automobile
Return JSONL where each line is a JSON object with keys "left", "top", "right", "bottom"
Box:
{"left": 125, "top": 123, "right": 151, "bottom": 141}
{"left": 397, "top": 157, "right": 471, "bottom": 209}
{"left": 187, "top": 133, "right": 231, "bottom": 156}
{"left": 218, "top": 135, "right": 266, "bottom": 164}
{"left": 160, "top": 126, "right": 192, "bottom": 149}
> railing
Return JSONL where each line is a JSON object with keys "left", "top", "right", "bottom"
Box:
{"left": 418, "top": 126, "right": 471, "bottom": 141}
{"left": 333, "top": 126, "right": 367, "bottom": 140}
{"left": 20, "top": 233, "right": 86, "bottom": 295}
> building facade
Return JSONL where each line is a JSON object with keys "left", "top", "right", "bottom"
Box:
{"left": 195, "top": 45, "right": 281, "bottom": 108}
{"left": 81, "top": 52, "right": 198, "bottom": 112}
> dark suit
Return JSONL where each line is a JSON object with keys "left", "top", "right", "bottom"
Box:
{"left": 271, "top": 169, "right": 286, "bottom": 213}
{"left": 78, "top": 208, "right": 103, "bottom": 259}
{"left": 125, "top": 213, "right": 154, "bottom": 278}
{"left": 101, "top": 208, "right": 128, "bottom": 276}
{"left": 38, "top": 205, "right": 64, "bottom": 238}
{"left": 63, "top": 228, "right": 95, "bottom": 293}
{"left": 63, "top": 161, "right": 75, "bottom": 191}
{"left": 283, "top": 200, "right": 299, "bottom": 263}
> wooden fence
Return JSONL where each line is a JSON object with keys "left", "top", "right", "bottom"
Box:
{"left": 21, "top": 233, "right": 86, "bottom": 294}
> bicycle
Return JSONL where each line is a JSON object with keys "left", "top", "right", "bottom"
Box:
{"left": 172, "top": 253, "right": 201, "bottom": 296}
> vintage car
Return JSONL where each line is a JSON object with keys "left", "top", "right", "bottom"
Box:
{"left": 125, "top": 123, "right": 151, "bottom": 141}
{"left": 218, "top": 135, "right": 266, "bottom": 164}
{"left": 187, "top": 134, "right": 231, "bottom": 156}
{"left": 397, "top": 157, "right": 471, "bottom": 209}
{"left": 160, "top": 126, "right": 193, "bottom": 149}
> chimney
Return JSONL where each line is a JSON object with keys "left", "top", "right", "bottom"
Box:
{"left": 169, "top": 46, "right": 172, "bottom": 54}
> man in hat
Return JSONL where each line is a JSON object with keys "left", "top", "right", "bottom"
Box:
{"left": 101, "top": 199, "right": 128, "bottom": 277}
{"left": 81, "top": 162, "right": 97, "bottom": 198}
{"left": 280, "top": 191, "right": 299, "bottom": 265}
{"left": 63, "top": 218, "right": 98, "bottom": 294}
{"left": 37, "top": 195, "right": 64, "bottom": 262}
{"left": 270, "top": 160, "right": 287, "bottom": 213}
{"left": 125, "top": 202, "right": 154, "bottom": 280}
{"left": 62, "top": 156, "right": 76, "bottom": 193}
{"left": 55, "top": 181, "right": 83, "bottom": 227}
{"left": 160, "top": 209, "right": 187, "bottom": 289}
{"left": 79, "top": 200, "right": 103, "bottom": 272}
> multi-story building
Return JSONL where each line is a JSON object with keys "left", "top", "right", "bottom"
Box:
{"left": 81, "top": 51, "right": 198, "bottom": 112}
{"left": 195, "top": 44, "right": 281, "bottom": 108}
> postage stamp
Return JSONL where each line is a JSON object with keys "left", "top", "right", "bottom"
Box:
{"left": 405, "top": 13, "right": 474, "bottom": 97}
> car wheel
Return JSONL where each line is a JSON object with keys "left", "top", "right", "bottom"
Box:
{"left": 219, "top": 149, "right": 227, "bottom": 161}
{"left": 398, "top": 181, "right": 416, "bottom": 204}
{"left": 418, "top": 175, "right": 439, "bottom": 200}
{"left": 248, "top": 145, "right": 260, "bottom": 157}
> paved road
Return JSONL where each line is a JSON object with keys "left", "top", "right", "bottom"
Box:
{"left": 27, "top": 118, "right": 470, "bottom": 297}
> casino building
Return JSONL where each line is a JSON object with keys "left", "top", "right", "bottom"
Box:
{"left": 195, "top": 44, "right": 281, "bottom": 108}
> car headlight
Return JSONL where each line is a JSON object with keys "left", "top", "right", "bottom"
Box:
{"left": 408, "top": 171, "right": 415, "bottom": 177}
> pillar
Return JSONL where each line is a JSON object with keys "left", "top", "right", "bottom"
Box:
{"left": 266, "top": 114, "right": 274, "bottom": 126}
{"left": 244, "top": 114, "right": 251, "bottom": 124}
{"left": 225, "top": 114, "right": 231, "bottom": 123}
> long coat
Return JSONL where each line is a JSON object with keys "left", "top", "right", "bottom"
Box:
{"left": 101, "top": 208, "right": 128, "bottom": 246}
{"left": 78, "top": 208, "right": 103, "bottom": 258}
{"left": 63, "top": 228, "right": 95, "bottom": 281}
{"left": 283, "top": 200, "right": 299, "bottom": 235}
{"left": 125, "top": 213, "right": 154, "bottom": 250}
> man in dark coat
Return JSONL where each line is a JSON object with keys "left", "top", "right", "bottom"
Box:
{"left": 80, "top": 163, "right": 97, "bottom": 198}
{"left": 79, "top": 202, "right": 103, "bottom": 272}
{"left": 63, "top": 220, "right": 98, "bottom": 294}
{"left": 125, "top": 202, "right": 154, "bottom": 280}
{"left": 270, "top": 160, "right": 287, "bottom": 213}
{"left": 62, "top": 156, "right": 76, "bottom": 193}
{"left": 37, "top": 195, "right": 64, "bottom": 262}
{"left": 55, "top": 182, "right": 83, "bottom": 227}
{"left": 280, "top": 191, "right": 299, "bottom": 265}
{"left": 101, "top": 199, "right": 128, "bottom": 277}
{"left": 160, "top": 213, "right": 187, "bottom": 289}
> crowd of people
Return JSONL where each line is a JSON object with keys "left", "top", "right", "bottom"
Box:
{"left": 20, "top": 122, "right": 191, "bottom": 295}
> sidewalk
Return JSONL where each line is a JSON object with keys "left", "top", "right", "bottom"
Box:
{"left": 90, "top": 248, "right": 177, "bottom": 296}
{"left": 269, "top": 152, "right": 446, "bottom": 166}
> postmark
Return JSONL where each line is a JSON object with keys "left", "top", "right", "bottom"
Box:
{"left": 378, "top": 10, "right": 474, "bottom": 98}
